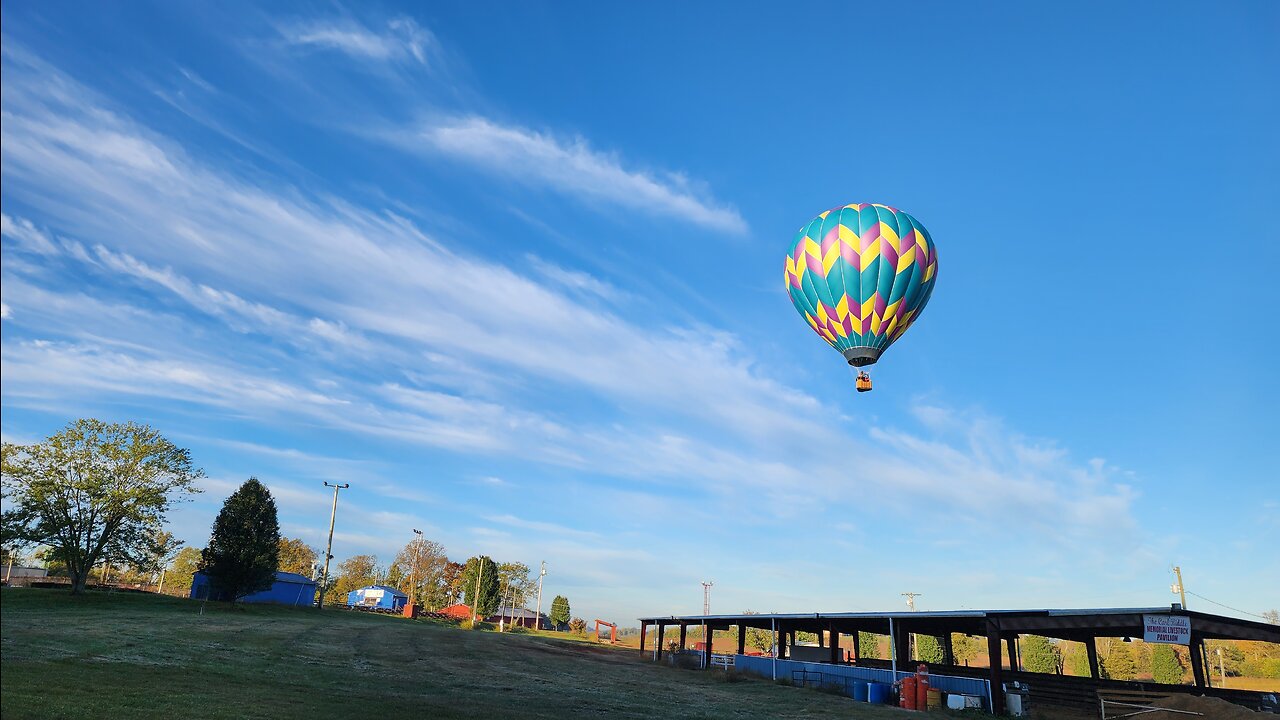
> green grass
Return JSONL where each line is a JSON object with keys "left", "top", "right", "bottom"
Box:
{"left": 1, "top": 588, "right": 911, "bottom": 719}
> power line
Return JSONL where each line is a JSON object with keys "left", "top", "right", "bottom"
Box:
{"left": 1184, "top": 591, "right": 1272, "bottom": 622}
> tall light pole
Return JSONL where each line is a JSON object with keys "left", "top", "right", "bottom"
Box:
{"left": 534, "top": 561, "right": 547, "bottom": 630}
{"left": 317, "top": 482, "right": 349, "bottom": 608}
{"left": 408, "top": 528, "right": 423, "bottom": 607}
{"left": 702, "top": 581, "right": 714, "bottom": 666}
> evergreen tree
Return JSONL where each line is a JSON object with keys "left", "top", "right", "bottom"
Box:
{"left": 859, "top": 632, "right": 881, "bottom": 659}
{"left": 200, "top": 478, "right": 279, "bottom": 602}
{"left": 1151, "top": 644, "right": 1185, "bottom": 684}
{"left": 460, "top": 555, "right": 499, "bottom": 616}
{"left": 916, "top": 634, "right": 945, "bottom": 663}
{"left": 1022, "top": 635, "right": 1062, "bottom": 674}
{"left": 549, "top": 595, "right": 571, "bottom": 628}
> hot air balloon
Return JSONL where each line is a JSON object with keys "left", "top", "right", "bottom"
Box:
{"left": 784, "top": 203, "right": 938, "bottom": 393}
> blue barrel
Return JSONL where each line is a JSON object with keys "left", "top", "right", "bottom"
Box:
{"left": 867, "top": 682, "right": 891, "bottom": 704}
{"left": 852, "top": 681, "right": 870, "bottom": 702}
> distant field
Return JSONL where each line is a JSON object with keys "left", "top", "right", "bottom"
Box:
{"left": 0, "top": 588, "right": 909, "bottom": 720}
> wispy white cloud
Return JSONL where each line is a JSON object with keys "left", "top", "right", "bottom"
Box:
{"left": 2, "top": 213, "right": 61, "bottom": 255}
{"left": 282, "top": 17, "right": 434, "bottom": 65}
{"left": 409, "top": 116, "right": 748, "bottom": 234}
{"left": 0, "top": 44, "right": 1153, "bottom": 615}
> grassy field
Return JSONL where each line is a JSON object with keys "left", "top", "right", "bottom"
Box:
{"left": 1, "top": 588, "right": 918, "bottom": 720}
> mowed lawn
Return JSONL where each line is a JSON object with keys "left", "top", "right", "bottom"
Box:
{"left": 1, "top": 589, "right": 909, "bottom": 720}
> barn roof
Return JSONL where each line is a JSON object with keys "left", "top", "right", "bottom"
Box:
{"left": 274, "top": 571, "right": 316, "bottom": 585}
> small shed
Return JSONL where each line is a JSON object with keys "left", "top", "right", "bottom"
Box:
{"left": 190, "top": 570, "right": 316, "bottom": 606}
{"left": 346, "top": 585, "right": 408, "bottom": 612}
{"left": 439, "top": 603, "right": 473, "bottom": 620}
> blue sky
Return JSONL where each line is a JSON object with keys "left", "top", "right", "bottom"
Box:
{"left": 2, "top": 1, "right": 1277, "bottom": 623}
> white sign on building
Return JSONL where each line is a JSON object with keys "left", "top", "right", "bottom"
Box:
{"left": 1142, "top": 614, "right": 1191, "bottom": 644}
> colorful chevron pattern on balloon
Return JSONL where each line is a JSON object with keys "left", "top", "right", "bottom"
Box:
{"left": 784, "top": 203, "right": 938, "bottom": 364}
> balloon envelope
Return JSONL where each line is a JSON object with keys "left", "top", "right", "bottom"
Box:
{"left": 784, "top": 203, "right": 938, "bottom": 366}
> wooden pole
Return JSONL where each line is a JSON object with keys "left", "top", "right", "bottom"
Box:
{"left": 737, "top": 625, "right": 746, "bottom": 655}
{"left": 656, "top": 624, "right": 666, "bottom": 661}
{"left": 1086, "top": 638, "right": 1100, "bottom": 679}
{"left": 679, "top": 624, "right": 688, "bottom": 651}
{"left": 829, "top": 623, "right": 840, "bottom": 664}
{"left": 639, "top": 624, "right": 648, "bottom": 658}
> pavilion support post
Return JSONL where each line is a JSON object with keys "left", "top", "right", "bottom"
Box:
{"left": 1006, "top": 637, "right": 1019, "bottom": 671}
{"left": 779, "top": 627, "right": 788, "bottom": 659}
{"left": 943, "top": 633, "right": 955, "bottom": 666}
{"left": 894, "top": 625, "right": 911, "bottom": 665}
{"left": 986, "top": 619, "right": 1006, "bottom": 715}
{"left": 679, "top": 624, "right": 688, "bottom": 652}
{"left": 737, "top": 625, "right": 746, "bottom": 655}
{"left": 851, "top": 630, "right": 860, "bottom": 662}
{"left": 705, "top": 627, "right": 714, "bottom": 669}
{"left": 1189, "top": 632, "right": 1207, "bottom": 688}
{"left": 640, "top": 624, "right": 648, "bottom": 659}
{"left": 817, "top": 628, "right": 824, "bottom": 648}
{"left": 656, "top": 624, "right": 666, "bottom": 661}
{"left": 829, "top": 624, "right": 840, "bottom": 664}
{"left": 1086, "top": 637, "right": 1100, "bottom": 679}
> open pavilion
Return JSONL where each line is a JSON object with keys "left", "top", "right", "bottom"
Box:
{"left": 638, "top": 605, "right": 1280, "bottom": 713}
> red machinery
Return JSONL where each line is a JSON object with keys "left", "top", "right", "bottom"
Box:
{"left": 595, "top": 619, "right": 618, "bottom": 643}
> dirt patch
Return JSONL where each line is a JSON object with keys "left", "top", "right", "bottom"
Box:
{"left": 1151, "top": 694, "right": 1262, "bottom": 719}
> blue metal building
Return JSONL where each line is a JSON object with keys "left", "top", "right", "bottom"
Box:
{"left": 190, "top": 570, "right": 316, "bottom": 606}
{"left": 346, "top": 585, "right": 408, "bottom": 612}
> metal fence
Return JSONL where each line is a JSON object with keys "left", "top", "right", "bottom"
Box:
{"left": 733, "top": 655, "right": 992, "bottom": 709}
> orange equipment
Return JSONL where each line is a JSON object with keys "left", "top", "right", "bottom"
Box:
{"left": 916, "top": 663, "right": 929, "bottom": 711}
{"left": 595, "top": 619, "right": 618, "bottom": 643}
{"left": 899, "top": 675, "right": 918, "bottom": 710}
{"left": 855, "top": 371, "right": 873, "bottom": 392}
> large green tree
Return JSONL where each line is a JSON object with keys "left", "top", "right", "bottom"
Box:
{"left": 549, "top": 594, "right": 571, "bottom": 628}
{"left": 1022, "top": 635, "right": 1062, "bottom": 674}
{"left": 392, "top": 536, "right": 448, "bottom": 607}
{"left": 1151, "top": 644, "right": 1185, "bottom": 684}
{"left": 951, "top": 634, "right": 983, "bottom": 666}
{"left": 329, "top": 554, "right": 378, "bottom": 605}
{"left": 858, "top": 632, "right": 881, "bottom": 660}
{"left": 496, "top": 561, "right": 536, "bottom": 607}
{"left": 460, "top": 555, "right": 499, "bottom": 617}
{"left": 277, "top": 537, "right": 318, "bottom": 576}
{"left": 166, "top": 546, "right": 202, "bottom": 592}
{"left": 1102, "top": 641, "right": 1138, "bottom": 680}
{"left": 200, "top": 478, "right": 279, "bottom": 602}
{"left": 1, "top": 420, "right": 203, "bottom": 594}
{"left": 916, "top": 634, "right": 945, "bottom": 664}
{"left": 1065, "top": 643, "right": 1092, "bottom": 676}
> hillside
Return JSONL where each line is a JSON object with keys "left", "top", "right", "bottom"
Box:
{"left": 0, "top": 589, "right": 903, "bottom": 719}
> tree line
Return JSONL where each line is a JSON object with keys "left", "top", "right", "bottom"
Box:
{"left": 2, "top": 419, "right": 576, "bottom": 627}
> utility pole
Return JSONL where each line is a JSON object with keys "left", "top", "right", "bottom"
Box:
{"left": 534, "top": 561, "right": 547, "bottom": 630}
{"left": 408, "top": 528, "right": 423, "bottom": 607}
{"left": 317, "top": 482, "right": 349, "bottom": 608}
{"left": 1171, "top": 566, "right": 1188, "bottom": 609}
{"left": 902, "top": 592, "right": 922, "bottom": 611}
